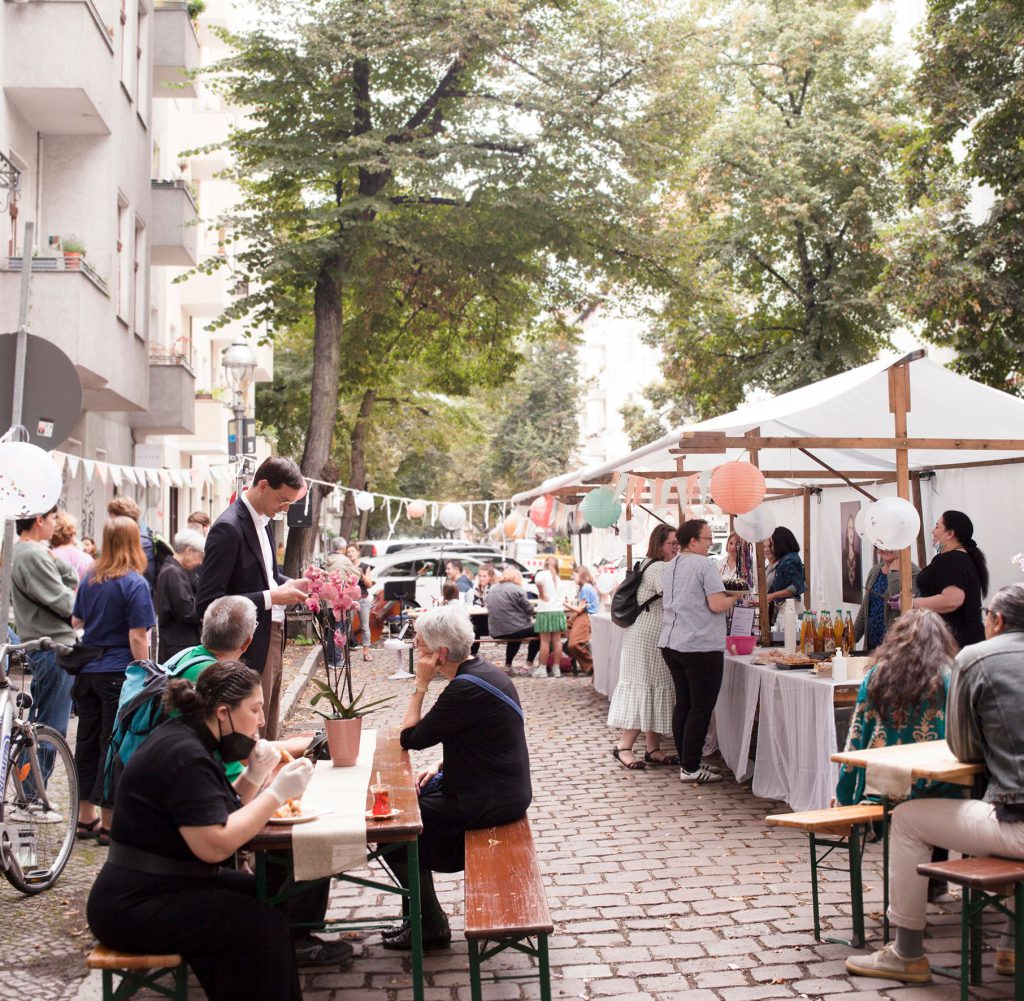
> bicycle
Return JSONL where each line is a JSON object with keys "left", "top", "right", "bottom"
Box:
{"left": 0, "top": 637, "right": 78, "bottom": 893}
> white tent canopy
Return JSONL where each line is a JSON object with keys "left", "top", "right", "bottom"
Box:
{"left": 513, "top": 352, "right": 1024, "bottom": 502}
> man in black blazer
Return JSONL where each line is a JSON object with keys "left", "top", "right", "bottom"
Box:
{"left": 197, "top": 455, "right": 308, "bottom": 739}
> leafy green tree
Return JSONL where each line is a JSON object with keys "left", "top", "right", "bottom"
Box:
{"left": 620, "top": 381, "right": 693, "bottom": 450}
{"left": 881, "top": 0, "right": 1024, "bottom": 394}
{"left": 646, "top": 0, "right": 911, "bottom": 417}
{"left": 198, "top": 0, "right": 669, "bottom": 570}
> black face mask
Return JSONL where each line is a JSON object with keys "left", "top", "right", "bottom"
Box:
{"left": 215, "top": 709, "right": 257, "bottom": 764}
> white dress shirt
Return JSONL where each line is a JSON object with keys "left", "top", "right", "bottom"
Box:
{"left": 241, "top": 490, "right": 284, "bottom": 623}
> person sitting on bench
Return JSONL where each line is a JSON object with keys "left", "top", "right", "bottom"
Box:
{"left": 846, "top": 584, "right": 1024, "bottom": 984}
{"left": 383, "top": 604, "right": 532, "bottom": 950}
{"left": 485, "top": 567, "right": 540, "bottom": 673}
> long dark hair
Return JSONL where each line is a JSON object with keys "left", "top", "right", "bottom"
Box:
{"left": 770, "top": 526, "right": 800, "bottom": 559}
{"left": 941, "top": 510, "right": 989, "bottom": 596}
{"left": 646, "top": 523, "right": 678, "bottom": 560}
{"left": 165, "top": 660, "right": 261, "bottom": 727}
{"left": 866, "top": 609, "right": 956, "bottom": 721}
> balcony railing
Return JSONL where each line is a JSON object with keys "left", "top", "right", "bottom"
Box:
{"left": 149, "top": 344, "right": 195, "bottom": 373}
{"left": 4, "top": 256, "right": 109, "bottom": 294}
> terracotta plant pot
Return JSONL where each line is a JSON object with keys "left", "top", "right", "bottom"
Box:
{"left": 63, "top": 252, "right": 82, "bottom": 270}
{"left": 324, "top": 716, "right": 362, "bottom": 767}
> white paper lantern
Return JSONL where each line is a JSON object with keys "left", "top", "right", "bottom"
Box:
{"left": 854, "top": 505, "right": 868, "bottom": 538}
{"left": 354, "top": 491, "right": 375, "bottom": 512}
{"left": 735, "top": 504, "right": 776, "bottom": 544}
{"left": 596, "top": 572, "right": 617, "bottom": 595}
{"left": 0, "top": 441, "right": 63, "bottom": 519}
{"left": 863, "top": 496, "right": 920, "bottom": 551}
{"left": 439, "top": 502, "right": 466, "bottom": 531}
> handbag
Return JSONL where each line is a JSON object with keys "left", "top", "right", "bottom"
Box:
{"left": 57, "top": 642, "right": 105, "bottom": 675}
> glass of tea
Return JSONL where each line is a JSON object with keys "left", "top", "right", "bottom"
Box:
{"left": 371, "top": 782, "right": 391, "bottom": 817}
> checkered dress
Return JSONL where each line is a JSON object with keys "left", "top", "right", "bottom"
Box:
{"left": 606, "top": 560, "right": 674, "bottom": 734}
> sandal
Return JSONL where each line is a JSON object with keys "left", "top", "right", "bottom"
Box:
{"left": 76, "top": 818, "right": 101, "bottom": 841}
{"left": 97, "top": 827, "right": 111, "bottom": 848}
{"left": 612, "top": 747, "right": 646, "bottom": 770}
{"left": 644, "top": 750, "right": 681, "bottom": 766}
{"left": 362, "top": 650, "right": 372, "bottom": 662}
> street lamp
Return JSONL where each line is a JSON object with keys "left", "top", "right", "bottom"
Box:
{"left": 222, "top": 338, "right": 257, "bottom": 490}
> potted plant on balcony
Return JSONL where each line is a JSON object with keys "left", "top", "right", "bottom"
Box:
{"left": 63, "top": 236, "right": 86, "bottom": 270}
{"left": 309, "top": 680, "right": 393, "bottom": 766}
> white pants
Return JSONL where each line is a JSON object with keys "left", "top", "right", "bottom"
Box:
{"left": 889, "top": 798, "right": 1024, "bottom": 930}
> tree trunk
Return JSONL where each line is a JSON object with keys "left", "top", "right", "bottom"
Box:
{"left": 339, "top": 388, "right": 377, "bottom": 541}
{"left": 284, "top": 261, "right": 344, "bottom": 576}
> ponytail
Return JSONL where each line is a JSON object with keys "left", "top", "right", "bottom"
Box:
{"left": 163, "top": 659, "right": 261, "bottom": 726}
{"left": 942, "top": 510, "right": 989, "bottom": 596}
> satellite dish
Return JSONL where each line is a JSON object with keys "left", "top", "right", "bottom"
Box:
{"left": 0, "top": 333, "right": 83, "bottom": 450}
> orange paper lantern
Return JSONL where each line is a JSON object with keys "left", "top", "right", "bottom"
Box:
{"left": 529, "top": 494, "right": 554, "bottom": 528}
{"left": 503, "top": 514, "right": 521, "bottom": 538}
{"left": 710, "top": 461, "right": 766, "bottom": 515}
{"left": 406, "top": 500, "right": 426, "bottom": 519}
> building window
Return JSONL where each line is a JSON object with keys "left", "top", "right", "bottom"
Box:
{"left": 117, "top": 195, "right": 131, "bottom": 321}
{"left": 134, "top": 217, "right": 146, "bottom": 338}
{"left": 135, "top": 1, "right": 148, "bottom": 117}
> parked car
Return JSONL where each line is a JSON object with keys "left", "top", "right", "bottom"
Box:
{"left": 366, "top": 546, "right": 534, "bottom": 606}
{"left": 358, "top": 538, "right": 500, "bottom": 558}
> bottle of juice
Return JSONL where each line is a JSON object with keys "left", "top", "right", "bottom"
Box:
{"left": 833, "top": 610, "right": 845, "bottom": 650}
{"left": 812, "top": 610, "right": 824, "bottom": 652}
{"left": 800, "top": 612, "right": 816, "bottom": 656}
{"left": 843, "top": 611, "right": 855, "bottom": 653}
{"left": 821, "top": 611, "right": 836, "bottom": 654}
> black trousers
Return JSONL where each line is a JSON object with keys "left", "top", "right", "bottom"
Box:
{"left": 492, "top": 627, "right": 540, "bottom": 668}
{"left": 87, "top": 864, "right": 301, "bottom": 1001}
{"left": 660, "top": 648, "right": 724, "bottom": 773}
{"left": 73, "top": 672, "right": 125, "bottom": 806}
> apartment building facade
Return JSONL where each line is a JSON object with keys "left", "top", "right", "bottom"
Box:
{"left": 0, "top": 0, "right": 269, "bottom": 541}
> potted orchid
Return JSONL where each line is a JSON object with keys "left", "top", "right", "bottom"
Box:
{"left": 308, "top": 679, "right": 394, "bottom": 766}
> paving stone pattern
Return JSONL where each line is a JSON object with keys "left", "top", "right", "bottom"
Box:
{"left": 1, "top": 641, "right": 1014, "bottom": 1000}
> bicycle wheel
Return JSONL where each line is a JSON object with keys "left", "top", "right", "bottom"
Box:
{"left": 2, "top": 724, "right": 79, "bottom": 894}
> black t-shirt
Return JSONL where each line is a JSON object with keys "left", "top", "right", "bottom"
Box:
{"left": 916, "top": 548, "right": 985, "bottom": 649}
{"left": 358, "top": 562, "right": 371, "bottom": 597}
{"left": 401, "top": 657, "right": 531, "bottom": 827}
{"left": 111, "top": 719, "right": 240, "bottom": 861}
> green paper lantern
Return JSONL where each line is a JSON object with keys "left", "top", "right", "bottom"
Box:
{"left": 580, "top": 487, "right": 622, "bottom": 529}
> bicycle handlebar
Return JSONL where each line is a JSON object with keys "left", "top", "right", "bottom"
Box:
{"left": 0, "top": 637, "right": 75, "bottom": 685}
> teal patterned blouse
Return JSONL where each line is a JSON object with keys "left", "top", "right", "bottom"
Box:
{"left": 836, "top": 667, "right": 963, "bottom": 805}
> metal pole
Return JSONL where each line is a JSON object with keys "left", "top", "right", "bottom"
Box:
{"left": 1, "top": 220, "right": 36, "bottom": 633}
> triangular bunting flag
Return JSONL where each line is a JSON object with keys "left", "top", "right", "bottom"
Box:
{"left": 82, "top": 459, "right": 95, "bottom": 482}
{"left": 96, "top": 463, "right": 109, "bottom": 485}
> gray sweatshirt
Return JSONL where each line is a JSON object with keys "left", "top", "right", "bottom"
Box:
{"left": 11, "top": 540, "right": 77, "bottom": 643}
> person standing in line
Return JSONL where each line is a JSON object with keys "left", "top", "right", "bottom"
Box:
{"left": 10, "top": 505, "right": 78, "bottom": 782}
{"left": 155, "top": 529, "right": 206, "bottom": 661}
{"left": 71, "top": 517, "right": 156, "bottom": 843}
{"left": 531, "top": 556, "right": 567, "bottom": 679}
{"left": 81, "top": 536, "right": 98, "bottom": 557}
{"left": 346, "top": 543, "right": 374, "bottom": 661}
{"left": 565, "top": 564, "right": 599, "bottom": 676}
{"left": 659, "top": 519, "right": 745, "bottom": 784}
{"left": 187, "top": 510, "right": 211, "bottom": 536}
{"left": 911, "top": 510, "right": 988, "bottom": 650}
{"left": 50, "top": 510, "right": 94, "bottom": 583}
{"left": 196, "top": 456, "right": 310, "bottom": 741}
{"left": 107, "top": 497, "right": 160, "bottom": 591}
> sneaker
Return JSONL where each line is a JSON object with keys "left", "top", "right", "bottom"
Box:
{"left": 531, "top": 666, "right": 548, "bottom": 679}
{"left": 549, "top": 666, "right": 562, "bottom": 679}
{"left": 995, "top": 949, "right": 1015, "bottom": 976}
{"left": 679, "top": 765, "right": 723, "bottom": 784}
{"left": 7, "top": 801, "right": 64, "bottom": 824}
{"left": 845, "top": 943, "right": 931, "bottom": 984}
{"left": 699, "top": 760, "right": 724, "bottom": 774}
{"left": 293, "top": 935, "right": 354, "bottom": 968}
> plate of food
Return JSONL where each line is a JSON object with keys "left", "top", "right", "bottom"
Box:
{"left": 268, "top": 799, "right": 319, "bottom": 824}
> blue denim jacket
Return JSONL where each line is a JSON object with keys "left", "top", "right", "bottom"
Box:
{"left": 771, "top": 552, "right": 805, "bottom": 602}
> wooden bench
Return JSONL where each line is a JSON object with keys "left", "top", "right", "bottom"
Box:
{"left": 917, "top": 856, "right": 1024, "bottom": 1001}
{"left": 767, "top": 803, "right": 885, "bottom": 948}
{"left": 86, "top": 945, "right": 188, "bottom": 1000}
{"left": 465, "top": 816, "right": 553, "bottom": 1001}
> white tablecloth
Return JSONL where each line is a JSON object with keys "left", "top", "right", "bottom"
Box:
{"left": 590, "top": 612, "right": 624, "bottom": 698}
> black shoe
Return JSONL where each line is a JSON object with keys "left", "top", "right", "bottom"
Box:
{"left": 380, "top": 923, "right": 451, "bottom": 951}
{"left": 927, "top": 880, "right": 952, "bottom": 903}
{"left": 293, "top": 935, "right": 355, "bottom": 968}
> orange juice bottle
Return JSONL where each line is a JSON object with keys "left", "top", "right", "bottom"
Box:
{"left": 800, "top": 613, "right": 816, "bottom": 656}
{"left": 820, "top": 611, "right": 836, "bottom": 653}
{"left": 843, "top": 611, "right": 855, "bottom": 653}
{"left": 833, "top": 611, "right": 845, "bottom": 650}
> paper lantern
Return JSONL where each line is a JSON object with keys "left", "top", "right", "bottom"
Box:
{"left": 503, "top": 514, "right": 521, "bottom": 538}
{"left": 406, "top": 500, "right": 426, "bottom": 519}
{"left": 439, "top": 503, "right": 466, "bottom": 531}
{"left": 354, "top": 491, "right": 375, "bottom": 512}
{"left": 596, "top": 572, "right": 617, "bottom": 595}
{"left": 580, "top": 487, "right": 622, "bottom": 529}
{"left": 710, "top": 461, "right": 766, "bottom": 516}
{"left": 735, "top": 504, "right": 776, "bottom": 544}
{"left": 529, "top": 494, "right": 554, "bottom": 528}
{"left": 863, "top": 496, "right": 920, "bottom": 551}
{"left": 853, "top": 505, "right": 868, "bottom": 537}
{"left": 0, "top": 441, "right": 63, "bottom": 519}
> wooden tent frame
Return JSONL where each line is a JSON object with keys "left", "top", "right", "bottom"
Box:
{"left": 539, "top": 353, "right": 1024, "bottom": 644}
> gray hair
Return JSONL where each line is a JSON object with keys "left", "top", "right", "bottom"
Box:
{"left": 990, "top": 584, "right": 1024, "bottom": 632}
{"left": 201, "top": 595, "right": 258, "bottom": 653}
{"left": 173, "top": 528, "right": 206, "bottom": 555}
{"left": 415, "top": 604, "right": 475, "bottom": 662}
{"left": 330, "top": 537, "right": 348, "bottom": 553}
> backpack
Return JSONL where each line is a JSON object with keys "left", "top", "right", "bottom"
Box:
{"left": 102, "top": 646, "right": 217, "bottom": 799}
{"left": 610, "top": 559, "right": 660, "bottom": 628}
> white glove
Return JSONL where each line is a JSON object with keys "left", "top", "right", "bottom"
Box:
{"left": 266, "top": 758, "right": 314, "bottom": 806}
{"left": 240, "top": 739, "right": 281, "bottom": 789}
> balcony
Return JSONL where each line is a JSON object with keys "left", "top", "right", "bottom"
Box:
{"left": 176, "top": 263, "right": 244, "bottom": 317}
{"left": 150, "top": 180, "right": 199, "bottom": 266}
{"left": 0, "top": 259, "right": 147, "bottom": 412}
{"left": 180, "top": 109, "right": 230, "bottom": 180}
{"left": 130, "top": 349, "right": 196, "bottom": 435}
{"left": 3, "top": 0, "right": 113, "bottom": 135}
{"left": 153, "top": 2, "right": 200, "bottom": 100}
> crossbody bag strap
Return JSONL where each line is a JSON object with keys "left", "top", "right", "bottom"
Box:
{"left": 451, "top": 673, "right": 526, "bottom": 721}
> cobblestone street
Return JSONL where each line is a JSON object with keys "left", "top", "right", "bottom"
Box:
{"left": 1, "top": 642, "right": 1013, "bottom": 1000}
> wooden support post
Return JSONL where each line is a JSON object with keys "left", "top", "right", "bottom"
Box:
{"left": 803, "top": 487, "right": 812, "bottom": 611}
{"left": 675, "top": 457, "right": 686, "bottom": 524}
{"left": 747, "top": 428, "right": 772, "bottom": 645}
{"left": 911, "top": 472, "right": 927, "bottom": 568}
{"left": 888, "top": 362, "right": 914, "bottom": 612}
